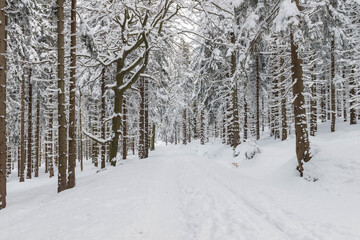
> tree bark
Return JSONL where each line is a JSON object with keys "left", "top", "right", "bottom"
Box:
{"left": 310, "top": 62, "right": 317, "bottom": 136}
{"left": 255, "top": 46, "right": 260, "bottom": 140}
{"left": 290, "top": 29, "right": 311, "bottom": 177}
{"left": 57, "top": 0, "right": 67, "bottom": 193}
{"left": 231, "top": 32, "right": 240, "bottom": 149}
{"left": 343, "top": 66, "right": 347, "bottom": 122}
{"left": 200, "top": 110, "right": 205, "bottom": 145}
{"left": 330, "top": 38, "right": 336, "bottom": 132}
{"left": 0, "top": 0, "right": 7, "bottom": 209}
{"left": 79, "top": 91, "right": 84, "bottom": 171}
{"left": 67, "top": 0, "right": 77, "bottom": 189}
{"left": 182, "top": 109, "right": 187, "bottom": 145}
{"left": 27, "top": 71, "right": 32, "bottom": 180}
{"left": 243, "top": 78, "right": 248, "bottom": 141}
{"left": 280, "top": 56, "right": 288, "bottom": 141}
{"left": 35, "top": 92, "right": 40, "bottom": 177}
{"left": 150, "top": 123, "right": 155, "bottom": 151}
{"left": 48, "top": 91, "right": 54, "bottom": 178}
{"left": 349, "top": 65, "right": 357, "bottom": 124}
{"left": 139, "top": 77, "right": 145, "bottom": 159}
{"left": 101, "top": 68, "right": 107, "bottom": 167}
{"left": 122, "top": 96, "right": 127, "bottom": 160}
{"left": 144, "top": 78, "right": 149, "bottom": 158}
{"left": 20, "top": 65, "right": 26, "bottom": 182}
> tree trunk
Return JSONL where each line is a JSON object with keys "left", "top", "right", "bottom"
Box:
{"left": 122, "top": 96, "right": 127, "bottom": 160}
{"left": 231, "top": 32, "right": 240, "bottom": 149}
{"left": 150, "top": 123, "right": 155, "bottom": 151}
{"left": 27, "top": 71, "right": 32, "bottom": 180}
{"left": 182, "top": 109, "right": 187, "bottom": 145}
{"left": 187, "top": 115, "right": 191, "bottom": 143}
{"left": 0, "top": 0, "right": 7, "bottom": 209}
{"left": 101, "top": 68, "right": 107, "bottom": 167}
{"left": 139, "top": 77, "right": 145, "bottom": 159}
{"left": 92, "top": 100, "right": 99, "bottom": 167}
{"left": 109, "top": 59, "right": 124, "bottom": 166}
{"left": 243, "top": 78, "right": 248, "bottom": 141}
{"left": 280, "top": 56, "right": 288, "bottom": 141}
{"left": 144, "top": 78, "right": 149, "bottom": 158}
{"left": 290, "top": 29, "right": 311, "bottom": 177}
{"left": 35, "top": 92, "right": 40, "bottom": 177}
{"left": 310, "top": 62, "right": 317, "bottom": 137}
{"left": 343, "top": 66, "right": 347, "bottom": 122}
{"left": 57, "top": 0, "right": 67, "bottom": 192}
{"left": 200, "top": 110, "right": 205, "bottom": 145}
{"left": 20, "top": 65, "right": 26, "bottom": 182}
{"left": 330, "top": 38, "right": 336, "bottom": 132}
{"left": 349, "top": 65, "right": 357, "bottom": 124}
{"left": 222, "top": 108, "right": 226, "bottom": 144}
{"left": 67, "top": 0, "right": 77, "bottom": 189}
{"left": 79, "top": 91, "right": 84, "bottom": 171}
{"left": 48, "top": 92, "right": 54, "bottom": 178}
{"left": 255, "top": 46, "right": 260, "bottom": 140}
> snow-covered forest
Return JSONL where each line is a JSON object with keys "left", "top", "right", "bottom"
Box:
{"left": 0, "top": 0, "right": 360, "bottom": 239}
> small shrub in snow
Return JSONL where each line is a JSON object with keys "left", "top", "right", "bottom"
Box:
{"left": 234, "top": 141, "right": 261, "bottom": 160}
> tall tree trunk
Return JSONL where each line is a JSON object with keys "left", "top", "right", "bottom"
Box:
{"left": 144, "top": 78, "right": 149, "bottom": 158}
{"left": 182, "top": 109, "right": 187, "bottom": 145}
{"left": 150, "top": 123, "right": 155, "bottom": 151}
{"left": 231, "top": 32, "right": 240, "bottom": 149}
{"left": 192, "top": 101, "right": 198, "bottom": 139}
{"left": 57, "top": 0, "right": 67, "bottom": 193}
{"left": 226, "top": 94, "right": 232, "bottom": 145}
{"left": 310, "top": 62, "right": 317, "bottom": 137}
{"left": 20, "top": 65, "right": 26, "bottom": 182}
{"left": 27, "top": 72, "right": 32, "bottom": 180}
{"left": 122, "top": 96, "right": 127, "bottom": 160}
{"left": 139, "top": 77, "right": 145, "bottom": 159}
{"left": 0, "top": 0, "right": 7, "bottom": 209}
{"left": 255, "top": 46, "right": 260, "bottom": 140}
{"left": 222, "top": 108, "right": 226, "bottom": 144}
{"left": 200, "top": 110, "right": 205, "bottom": 145}
{"left": 101, "top": 68, "right": 107, "bottom": 167}
{"left": 349, "top": 66, "right": 357, "bottom": 124}
{"left": 109, "top": 59, "right": 123, "bottom": 166}
{"left": 290, "top": 28, "right": 311, "bottom": 177}
{"left": 330, "top": 38, "right": 336, "bottom": 132}
{"left": 321, "top": 76, "right": 327, "bottom": 122}
{"left": 48, "top": 92, "right": 54, "bottom": 178}
{"left": 92, "top": 100, "right": 99, "bottom": 167}
{"left": 79, "top": 91, "right": 84, "bottom": 171}
{"left": 243, "top": 78, "right": 248, "bottom": 141}
{"left": 272, "top": 48, "right": 280, "bottom": 140}
{"left": 280, "top": 56, "right": 288, "bottom": 141}
{"left": 343, "top": 66, "right": 347, "bottom": 122}
{"left": 187, "top": 115, "right": 191, "bottom": 143}
{"left": 35, "top": 92, "right": 40, "bottom": 177}
{"left": 67, "top": 0, "right": 77, "bottom": 189}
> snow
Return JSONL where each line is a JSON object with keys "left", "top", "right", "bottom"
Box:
{"left": 273, "top": 0, "right": 300, "bottom": 32}
{"left": 1, "top": 122, "right": 360, "bottom": 240}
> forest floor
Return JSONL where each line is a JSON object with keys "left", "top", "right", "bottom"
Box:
{"left": 1, "top": 121, "right": 359, "bottom": 240}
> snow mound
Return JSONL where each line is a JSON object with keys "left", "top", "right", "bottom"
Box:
{"left": 234, "top": 141, "right": 261, "bottom": 160}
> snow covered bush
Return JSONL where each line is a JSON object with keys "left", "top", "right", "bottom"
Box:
{"left": 234, "top": 141, "right": 261, "bottom": 160}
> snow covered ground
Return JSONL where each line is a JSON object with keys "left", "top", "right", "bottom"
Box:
{"left": 0, "top": 121, "right": 359, "bottom": 240}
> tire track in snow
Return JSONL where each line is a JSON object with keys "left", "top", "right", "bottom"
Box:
{"left": 176, "top": 152, "right": 292, "bottom": 240}
{"left": 192, "top": 152, "right": 358, "bottom": 240}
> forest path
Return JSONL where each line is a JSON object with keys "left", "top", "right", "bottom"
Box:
{"left": 1, "top": 143, "right": 358, "bottom": 240}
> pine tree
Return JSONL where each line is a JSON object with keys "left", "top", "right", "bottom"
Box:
{"left": 0, "top": 0, "right": 7, "bottom": 209}
{"left": 57, "top": 0, "right": 67, "bottom": 193}
{"left": 68, "top": 0, "right": 77, "bottom": 189}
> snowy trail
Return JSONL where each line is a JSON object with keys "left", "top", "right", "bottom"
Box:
{"left": 1, "top": 143, "right": 359, "bottom": 240}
